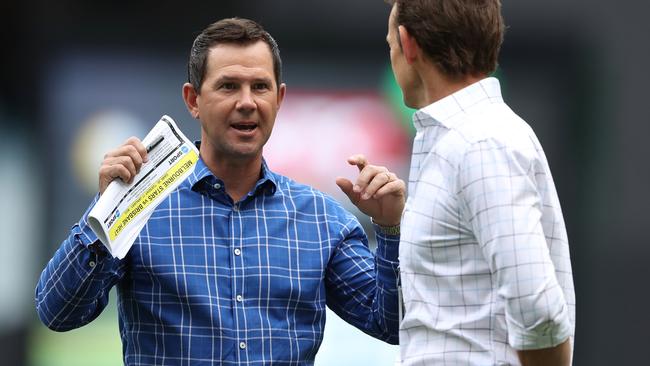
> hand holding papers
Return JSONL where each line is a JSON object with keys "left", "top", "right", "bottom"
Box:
{"left": 88, "top": 115, "right": 199, "bottom": 259}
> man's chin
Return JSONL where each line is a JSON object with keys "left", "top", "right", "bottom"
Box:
{"left": 202, "top": 138, "right": 265, "bottom": 161}
{"left": 226, "top": 145, "right": 264, "bottom": 160}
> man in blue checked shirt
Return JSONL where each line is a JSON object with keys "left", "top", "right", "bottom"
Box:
{"left": 35, "top": 18, "right": 406, "bottom": 365}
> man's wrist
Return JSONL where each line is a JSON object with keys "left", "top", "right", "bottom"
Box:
{"left": 372, "top": 218, "right": 400, "bottom": 235}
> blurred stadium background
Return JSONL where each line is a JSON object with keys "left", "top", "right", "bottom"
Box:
{"left": 1, "top": 0, "right": 649, "bottom": 365}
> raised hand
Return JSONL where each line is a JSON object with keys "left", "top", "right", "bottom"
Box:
{"left": 335, "top": 154, "right": 406, "bottom": 227}
{"left": 98, "top": 137, "right": 148, "bottom": 194}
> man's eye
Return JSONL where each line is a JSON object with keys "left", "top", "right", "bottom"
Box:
{"left": 220, "top": 83, "right": 236, "bottom": 90}
{"left": 253, "top": 83, "right": 269, "bottom": 90}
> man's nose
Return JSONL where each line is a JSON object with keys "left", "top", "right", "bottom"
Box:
{"left": 235, "top": 87, "right": 256, "bottom": 112}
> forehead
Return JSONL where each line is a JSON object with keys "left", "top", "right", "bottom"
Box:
{"left": 204, "top": 41, "right": 274, "bottom": 79}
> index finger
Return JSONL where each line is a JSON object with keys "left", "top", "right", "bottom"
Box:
{"left": 124, "top": 136, "right": 148, "bottom": 159}
{"left": 346, "top": 154, "right": 368, "bottom": 172}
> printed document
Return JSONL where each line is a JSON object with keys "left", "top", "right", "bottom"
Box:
{"left": 88, "top": 115, "right": 199, "bottom": 259}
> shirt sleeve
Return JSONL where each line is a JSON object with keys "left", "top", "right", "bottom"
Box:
{"left": 458, "top": 138, "right": 572, "bottom": 350}
{"left": 35, "top": 195, "right": 126, "bottom": 331}
{"left": 324, "top": 214, "right": 400, "bottom": 345}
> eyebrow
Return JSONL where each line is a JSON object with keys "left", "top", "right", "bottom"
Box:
{"left": 215, "top": 75, "right": 274, "bottom": 85}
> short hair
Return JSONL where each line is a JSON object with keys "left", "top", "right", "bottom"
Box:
{"left": 187, "top": 18, "right": 283, "bottom": 93}
{"left": 388, "top": 0, "right": 504, "bottom": 78}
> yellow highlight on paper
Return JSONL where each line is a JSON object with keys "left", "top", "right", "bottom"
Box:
{"left": 108, "top": 150, "right": 198, "bottom": 240}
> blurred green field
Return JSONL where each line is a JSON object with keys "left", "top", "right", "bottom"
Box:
{"left": 30, "top": 295, "right": 121, "bottom": 366}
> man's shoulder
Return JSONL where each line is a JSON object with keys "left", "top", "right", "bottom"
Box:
{"left": 448, "top": 103, "right": 539, "bottom": 155}
{"left": 269, "top": 171, "right": 347, "bottom": 209}
{"left": 269, "top": 171, "right": 360, "bottom": 229}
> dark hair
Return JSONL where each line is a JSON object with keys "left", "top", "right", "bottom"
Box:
{"left": 388, "top": 0, "right": 504, "bottom": 78}
{"left": 187, "top": 18, "right": 282, "bottom": 93}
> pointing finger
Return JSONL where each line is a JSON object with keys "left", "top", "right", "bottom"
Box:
{"left": 346, "top": 154, "right": 368, "bottom": 172}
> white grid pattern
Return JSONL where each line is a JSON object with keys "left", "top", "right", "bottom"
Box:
{"left": 399, "top": 78, "right": 575, "bottom": 365}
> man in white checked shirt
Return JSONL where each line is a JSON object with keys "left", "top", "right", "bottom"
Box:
{"left": 385, "top": 1, "right": 576, "bottom": 365}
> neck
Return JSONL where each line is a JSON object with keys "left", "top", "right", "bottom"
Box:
{"left": 200, "top": 147, "right": 263, "bottom": 203}
{"left": 416, "top": 65, "right": 486, "bottom": 108}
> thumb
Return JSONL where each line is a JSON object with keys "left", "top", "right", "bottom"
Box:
{"left": 335, "top": 177, "right": 360, "bottom": 205}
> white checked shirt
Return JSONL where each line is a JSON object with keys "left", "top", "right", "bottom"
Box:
{"left": 398, "top": 77, "right": 575, "bottom": 365}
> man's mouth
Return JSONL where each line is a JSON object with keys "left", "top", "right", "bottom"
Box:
{"left": 231, "top": 122, "right": 258, "bottom": 132}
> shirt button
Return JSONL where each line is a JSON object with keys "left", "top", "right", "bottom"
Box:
{"left": 213, "top": 183, "right": 221, "bottom": 190}
{"left": 234, "top": 248, "right": 241, "bottom": 256}
{"left": 233, "top": 204, "right": 240, "bottom": 212}
{"left": 236, "top": 294, "right": 243, "bottom": 302}
{"left": 88, "top": 261, "right": 96, "bottom": 268}
{"left": 239, "top": 341, "right": 246, "bottom": 349}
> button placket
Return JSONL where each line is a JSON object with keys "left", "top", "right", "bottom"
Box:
{"left": 231, "top": 199, "right": 247, "bottom": 354}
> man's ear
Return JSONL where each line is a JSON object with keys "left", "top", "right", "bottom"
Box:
{"left": 398, "top": 25, "right": 419, "bottom": 64}
{"left": 276, "top": 83, "right": 287, "bottom": 108}
{"left": 182, "top": 82, "right": 200, "bottom": 119}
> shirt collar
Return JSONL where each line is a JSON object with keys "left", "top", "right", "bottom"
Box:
{"left": 187, "top": 142, "right": 278, "bottom": 197}
{"left": 413, "top": 77, "right": 503, "bottom": 131}
{"left": 257, "top": 159, "right": 279, "bottom": 195}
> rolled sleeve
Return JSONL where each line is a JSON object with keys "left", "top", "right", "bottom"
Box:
{"left": 506, "top": 290, "right": 573, "bottom": 349}
{"left": 459, "top": 138, "right": 572, "bottom": 350}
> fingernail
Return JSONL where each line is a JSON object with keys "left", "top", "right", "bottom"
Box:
{"left": 362, "top": 193, "right": 370, "bottom": 200}
{"left": 353, "top": 185, "right": 361, "bottom": 193}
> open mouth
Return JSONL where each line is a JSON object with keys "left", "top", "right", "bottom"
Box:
{"left": 231, "top": 122, "right": 258, "bottom": 132}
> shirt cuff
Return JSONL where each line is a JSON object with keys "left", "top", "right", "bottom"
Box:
{"left": 374, "top": 223, "right": 399, "bottom": 262}
{"left": 73, "top": 194, "right": 107, "bottom": 254}
{"left": 507, "top": 305, "right": 574, "bottom": 350}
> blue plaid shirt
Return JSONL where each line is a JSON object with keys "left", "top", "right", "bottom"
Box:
{"left": 36, "top": 157, "right": 400, "bottom": 365}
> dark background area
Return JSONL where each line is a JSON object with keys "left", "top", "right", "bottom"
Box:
{"left": 1, "top": 1, "right": 649, "bottom": 365}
